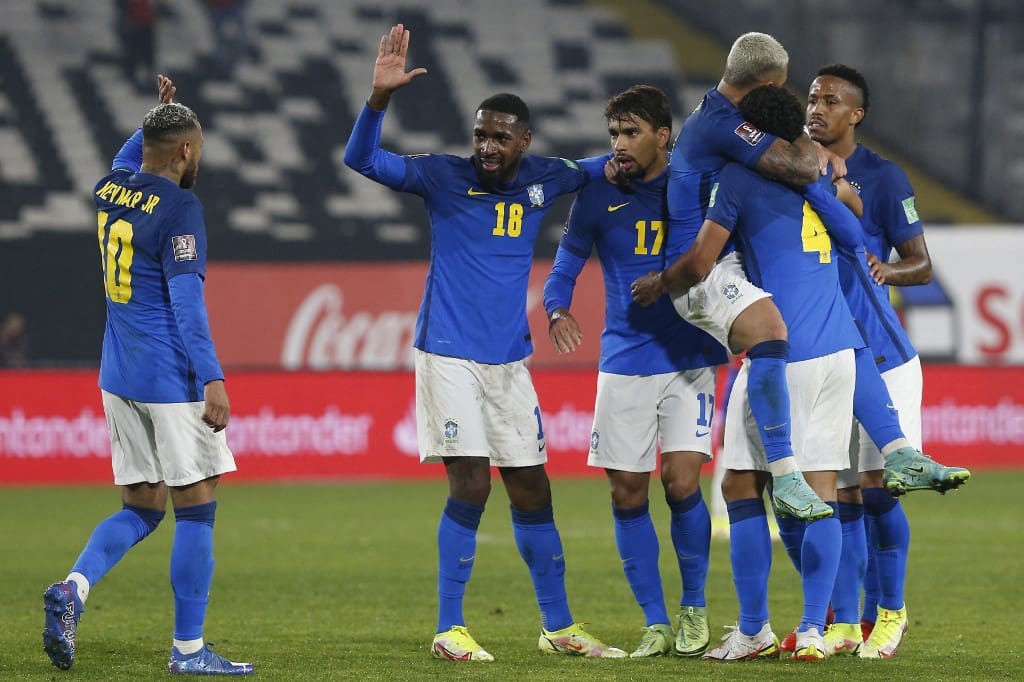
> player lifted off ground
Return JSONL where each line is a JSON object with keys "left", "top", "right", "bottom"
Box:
{"left": 42, "top": 75, "right": 252, "bottom": 676}
{"left": 343, "top": 24, "right": 624, "bottom": 662}
{"left": 544, "top": 85, "right": 724, "bottom": 658}
{"left": 631, "top": 32, "right": 839, "bottom": 522}
{"left": 652, "top": 84, "right": 868, "bottom": 662}
{"left": 806, "top": 63, "right": 969, "bottom": 660}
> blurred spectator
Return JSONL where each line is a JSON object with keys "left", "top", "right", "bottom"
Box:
{"left": 204, "top": 0, "right": 251, "bottom": 76}
{"left": 0, "top": 312, "right": 30, "bottom": 367}
{"left": 118, "top": 0, "right": 155, "bottom": 89}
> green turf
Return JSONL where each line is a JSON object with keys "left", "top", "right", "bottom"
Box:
{"left": 2, "top": 472, "right": 1020, "bottom": 680}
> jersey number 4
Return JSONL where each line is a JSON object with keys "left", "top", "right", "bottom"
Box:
{"left": 801, "top": 202, "right": 832, "bottom": 263}
{"left": 97, "top": 210, "right": 135, "bottom": 303}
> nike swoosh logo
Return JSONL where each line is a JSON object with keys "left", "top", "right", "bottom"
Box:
{"left": 607, "top": 202, "right": 630, "bottom": 212}
{"left": 695, "top": 429, "right": 710, "bottom": 438}
{"left": 764, "top": 423, "right": 787, "bottom": 431}
{"left": 904, "top": 465, "right": 925, "bottom": 474}
{"left": 552, "top": 554, "right": 564, "bottom": 561}
{"left": 458, "top": 555, "right": 475, "bottom": 563}
{"left": 467, "top": 188, "right": 490, "bottom": 196}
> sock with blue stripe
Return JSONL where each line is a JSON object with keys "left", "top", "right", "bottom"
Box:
{"left": 436, "top": 497, "right": 484, "bottom": 633}
{"left": 746, "top": 340, "right": 794, "bottom": 463}
{"left": 667, "top": 489, "right": 710, "bottom": 608}
{"left": 512, "top": 505, "right": 572, "bottom": 631}
{"left": 727, "top": 498, "right": 772, "bottom": 637}
{"left": 798, "top": 503, "right": 841, "bottom": 633}
{"left": 613, "top": 502, "right": 668, "bottom": 626}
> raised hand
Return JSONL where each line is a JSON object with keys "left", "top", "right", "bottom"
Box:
{"left": 157, "top": 73, "right": 176, "bottom": 104}
{"left": 371, "top": 23, "right": 428, "bottom": 100}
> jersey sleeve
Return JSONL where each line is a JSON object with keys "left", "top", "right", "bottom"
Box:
{"left": 713, "top": 115, "right": 778, "bottom": 171}
{"left": 160, "top": 196, "right": 208, "bottom": 280}
{"left": 574, "top": 153, "right": 613, "bottom": 185}
{"left": 875, "top": 162, "right": 924, "bottom": 246}
{"left": 703, "top": 165, "right": 743, "bottom": 232}
{"left": 543, "top": 199, "right": 592, "bottom": 313}
{"left": 803, "top": 181, "right": 864, "bottom": 251}
{"left": 342, "top": 104, "right": 411, "bottom": 189}
{"left": 111, "top": 127, "right": 143, "bottom": 173}
{"left": 168, "top": 273, "right": 224, "bottom": 385}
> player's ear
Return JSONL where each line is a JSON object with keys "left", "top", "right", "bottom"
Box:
{"left": 851, "top": 107, "right": 865, "bottom": 126}
{"left": 519, "top": 129, "right": 532, "bottom": 152}
{"left": 657, "top": 126, "right": 671, "bottom": 148}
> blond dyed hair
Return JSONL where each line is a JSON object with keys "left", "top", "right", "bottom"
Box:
{"left": 722, "top": 32, "right": 788, "bottom": 88}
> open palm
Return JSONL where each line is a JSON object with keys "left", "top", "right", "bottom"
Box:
{"left": 372, "top": 23, "right": 427, "bottom": 93}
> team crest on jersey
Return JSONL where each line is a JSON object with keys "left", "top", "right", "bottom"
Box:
{"left": 443, "top": 418, "right": 459, "bottom": 445}
{"left": 590, "top": 430, "right": 600, "bottom": 452}
{"left": 722, "top": 283, "right": 741, "bottom": 300}
{"left": 172, "top": 235, "right": 197, "bottom": 261}
{"left": 528, "top": 184, "right": 545, "bottom": 207}
{"left": 734, "top": 121, "right": 765, "bottom": 146}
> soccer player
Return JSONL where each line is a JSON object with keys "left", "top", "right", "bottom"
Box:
{"left": 806, "top": 64, "right": 970, "bottom": 659}
{"left": 343, "top": 24, "right": 624, "bottom": 662}
{"left": 544, "top": 85, "right": 725, "bottom": 658}
{"left": 630, "top": 32, "right": 838, "bottom": 522}
{"left": 42, "top": 75, "right": 253, "bottom": 675}
{"left": 647, "top": 84, "right": 869, "bottom": 662}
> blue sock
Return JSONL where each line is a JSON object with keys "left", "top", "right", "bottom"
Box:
{"left": 746, "top": 341, "right": 794, "bottom": 463}
{"left": 71, "top": 504, "right": 164, "bottom": 588}
{"left": 798, "top": 503, "right": 841, "bottom": 633}
{"left": 774, "top": 512, "right": 805, "bottom": 572}
{"left": 171, "top": 502, "right": 216, "bottom": 642}
{"left": 831, "top": 502, "right": 866, "bottom": 624}
{"left": 863, "top": 488, "right": 908, "bottom": 611}
{"left": 727, "top": 498, "right": 771, "bottom": 637}
{"left": 667, "top": 489, "right": 710, "bottom": 608}
{"left": 862, "top": 513, "right": 880, "bottom": 623}
{"left": 511, "top": 505, "right": 572, "bottom": 631}
{"left": 436, "top": 497, "right": 483, "bottom": 633}
{"left": 613, "top": 502, "right": 668, "bottom": 626}
{"left": 853, "top": 346, "right": 904, "bottom": 449}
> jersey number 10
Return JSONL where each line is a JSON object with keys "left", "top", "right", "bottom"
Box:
{"left": 97, "top": 210, "right": 135, "bottom": 304}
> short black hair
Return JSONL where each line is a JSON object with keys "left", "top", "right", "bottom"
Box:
{"left": 604, "top": 84, "right": 672, "bottom": 135}
{"left": 142, "top": 102, "right": 199, "bottom": 143}
{"left": 816, "top": 63, "right": 870, "bottom": 124}
{"left": 738, "top": 85, "right": 805, "bottom": 142}
{"left": 477, "top": 93, "right": 530, "bottom": 126}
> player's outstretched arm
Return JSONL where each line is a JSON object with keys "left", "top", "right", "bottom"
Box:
{"left": 367, "top": 23, "right": 428, "bottom": 111}
{"left": 631, "top": 219, "right": 729, "bottom": 305}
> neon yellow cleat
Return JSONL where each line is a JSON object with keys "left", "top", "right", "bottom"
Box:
{"left": 859, "top": 606, "right": 908, "bottom": 659}
{"left": 629, "top": 624, "right": 673, "bottom": 658}
{"left": 538, "top": 623, "right": 626, "bottom": 658}
{"left": 674, "top": 605, "right": 710, "bottom": 657}
{"left": 431, "top": 626, "right": 494, "bottom": 662}
{"left": 823, "top": 622, "right": 862, "bottom": 656}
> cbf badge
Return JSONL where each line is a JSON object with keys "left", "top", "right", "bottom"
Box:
{"left": 528, "top": 184, "right": 545, "bottom": 207}
{"left": 443, "top": 418, "right": 459, "bottom": 446}
{"left": 590, "top": 430, "right": 600, "bottom": 453}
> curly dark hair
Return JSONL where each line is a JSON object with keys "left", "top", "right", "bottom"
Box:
{"left": 142, "top": 103, "right": 199, "bottom": 143}
{"left": 738, "top": 85, "right": 805, "bottom": 142}
{"left": 604, "top": 84, "right": 672, "bottom": 134}
{"left": 816, "top": 63, "right": 870, "bottom": 125}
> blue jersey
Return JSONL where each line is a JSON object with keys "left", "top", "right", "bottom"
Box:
{"left": 545, "top": 170, "right": 725, "bottom": 375}
{"left": 95, "top": 162, "right": 217, "bottom": 403}
{"left": 707, "top": 164, "right": 861, "bottom": 362}
{"left": 841, "top": 144, "right": 920, "bottom": 371}
{"left": 667, "top": 88, "right": 778, "bottom": 255}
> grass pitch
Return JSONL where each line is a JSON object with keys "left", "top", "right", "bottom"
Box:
{"left": 1, "top": 472, "right": 1020, "bottom": 680}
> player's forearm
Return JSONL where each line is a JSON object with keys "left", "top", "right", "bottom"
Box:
{"left": 343, "top": 104, "right": 407, "bottom": 187}
{"left": 544, "top": 247, "right": 586, "bottom": 313}
{"left": 757, "top": 133, "right": 819, "bottom": 186}
{"left": 879, "top": 256, "right": 932, "bottom": 286}
{"left": 367, "top": 88, "right": 393, "bottom": 112}
{"left": 661, "top": 251, "right": 708, "bottom": 293}
{"left": 168, "top": 273, "right": 224, "bottom": 385}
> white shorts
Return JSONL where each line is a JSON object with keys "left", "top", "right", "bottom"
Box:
{"left": 415, "top": 349, "right": 546, "bottom": 466}
{"left": 588, "top": 368, "right": 716, "bottom": 473}
{"left": 838, "top": 355, "right": 923, "bottom": 488}
{"left": 669, "top": 251, "right": 772, "bottom": 350}
{"left": 724, "top": 349, "right": 855, "bottom": 472}
{"left": 101, "top": 390, "right": 237, "bottom": 487}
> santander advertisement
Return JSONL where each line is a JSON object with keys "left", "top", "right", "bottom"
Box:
{"left": 0, "top": 365, "right": 1021, "bottom": 484}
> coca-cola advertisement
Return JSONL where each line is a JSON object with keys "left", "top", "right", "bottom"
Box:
{"left": 205, "top": 262, "right": 607, "bottom": 370}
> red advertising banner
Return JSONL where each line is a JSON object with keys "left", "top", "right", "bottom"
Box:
{"left": 205, "top": 261, "right": 608, "bottom": 371}
{"left": 1, "top": 365, "right": 1020, "bottom": 485}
